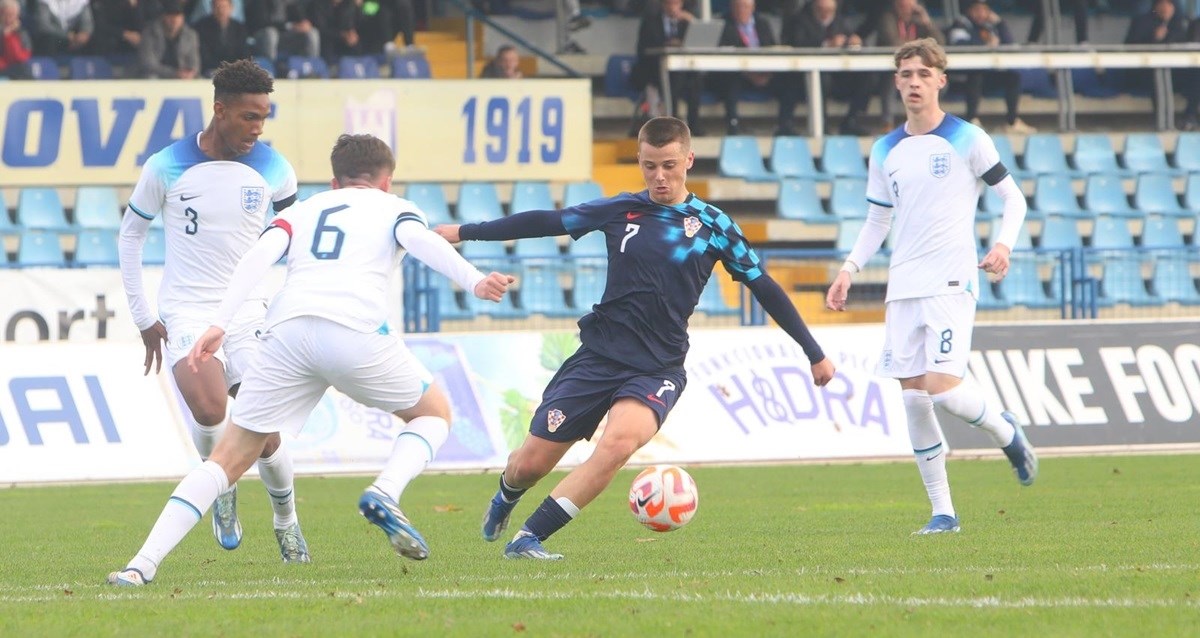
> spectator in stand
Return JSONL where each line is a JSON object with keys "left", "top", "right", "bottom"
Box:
{"left": 714, "top": 0, "right": 802, "bottom": 136}
{"left": 1180, "top": 16, "right": 1200, "bottom": 130}
{"left": 631, "top": 0, "right": 705, "bottom": 135}
{"left": 479, "top": 43, "right": 521, "bottom": 78}
{"left": 781, "top": 0, "right": 872, "bottom": 135}
{"left": 946, "top": 0, "right": 1036, "bottom": 134}
{"left": 310, "top": 0, "right": 361, "bottom": 62}
{"left": 195, "top": 0, "right": 248, "bottom": 75}
{"left": 0, "top": 0, "right": 32, "bottom": 79}
{"left": 32, "top": 0, "right": 93, "bottom": 55}
{"left": 138, "top": 0, "right": 199, "bottom": 78}
{"left": 91, "top": 0, "right": 158, "bottom": 56}
{"left": 357, "top": 0, "right": 414, "bottom": 52}
{"left": 1123, "top": 0, "right": 1186, "bottom": 98}
{"left": 184, "top": 0, "right": 244, "bottom": 23}
{"left": 854, "top": 0, "right": 944, "bottom": 129}
{"left": 243, "top": 0, "right": 319, "bottom": 61}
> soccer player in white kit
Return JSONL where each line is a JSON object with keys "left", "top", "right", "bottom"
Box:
{"left": 118, "top": 60, "right": 307, "bottom": 559}
{"left": 106, "top": 134, "right": 515, "bottom": 586}
{"left": 825, "top": 38, "right": 1038, "bottom": 535}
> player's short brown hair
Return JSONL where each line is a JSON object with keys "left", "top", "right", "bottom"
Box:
{"left": 638, "top": 116, "right": 691, "bottom": 150}
{"left": 894, "top": 37, "right": 948, "bottom": 72}
{"left": 212, "top": 59, "right": 273, "bottom": 103}
{"left": 330, "top": 134, "right": 396, "bottom": 183}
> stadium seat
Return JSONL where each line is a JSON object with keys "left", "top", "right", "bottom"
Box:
{"left": 1151, "top": 256, "right": 1200, "bottom": 305}
{"left": 1122, "top": 133, "right": 1177, "bottom": 176}
{"left": 769, "top": 136, "right": 823, "bottom": 180}
{"left": 697, "top": 278, "right": 738, "bottom": 316}
{"left": 999, "top": 255, "right": 1058, "bottom": 308}
{"left": 28, "top": 56, "right": 59, "bottom": 80}
{"left": 455, "top": 183, "right": 503, "bottom": 222}
{"left": 73, "top": 186, "right": 122, "bottom": 229}
{"left": 1140, "top": 216, "right": 1184, "bottom": 248}
{"left": 829, "top": 177, "right": 868, "bottom": 219}
{"left": 1089, "top": 216, "right": 1134, "bottom": 250}
{"left": 391, "top": 53, "right": 431, "bottom": 79}
{"left": 69, "top": 56, "right": 113, "bottom": 80}
{"left": 460, "top": 239, "right": 508, "bottom": 260}
{"left": 1072, "top": 134, "right": 1127, "bottom": 176}
{"left": 142, "top": 228, "right": 167, "bottom": 265}
{"left": 568, "top": 230, "right": 607, "bottom": 257}
{"left": 337, "top": 56, "right": 380, "bottom": 79}
{"left": 1030, "top": 175, "right": 1085, "bottom": 219}
{"left": 1022, "top": 134, "right": 1081, "bottom": 178}
{"left": 73, "top": 228, "right": 119, "bottom": 267}
{"left": 510, "top": 181, "right": 554, "bottom": 214}
{"left": 1133, "top": 173, "right": 1189, "bottom": 218}
{"left": 991, "top": 134, "right": 1028, "bottom": 180}
{"left": 975, "top": 278, "right": 1010, "bottom": 310}
{"left": 978, "top": 183, "right": 1024, "bottom": 219}
{"left": 253, "top": 56, "right": 275, "bottom": 77}
{"left": 1081, "top": 174, "right": 1139, "bottom": 219}
{"left": 434, "top": 282, "right": 473, "bottom": 321}
{"left": 518, "top": 263, "right": 575, "bottom": 317}
{"left": 16, "top": 188, "right": 71, "bottom": 231}
{"left": 820, "top": 136, "right": 867, "bottom": 178}
{"left": 562, "top": 181, "right": 602, "bottom": 207}
{"left": 513, "top": 236, "right": 561, "bottom": 262}
{"left": 718, "top": 136, "right": 776, "bottom": 182}
{"left": 1038, "top": 215, "right": 1083, "bottom": 250}
{"left": 603, "top": 55, "right": 639, "bottom": 101}
{"left": 1172, "top": 132, "right": 1200, "bottom": 173}
{"left": 296, "top": 184, "right": 326, "bottom": 201}
{"left": 1099, "top": 256, "right": 1159, "bottom": 307}
{"left": 0, "top": 197, "right": 17, "bottom": 238}
{"left": 987, "top": 223, "right": 1033, "bottom": 250}
{"left": 1070, "top": 68, "right": 1121, "bottom": 98}
{"left": 777, "top": 178, "right": 835, "bottom": 224}
{"left": 15, "top": 230, "right": 66, "bottom": 267}
{"left": 1184, "top": 173, "right": 1200, "bottom": 212}
{"left": 404, "top": 183, "right": 451, "bottom": 226}
{"left": 286, "top": 56, "right": 329, "bottom": 78}
{"left": 571, "top": 257, "right": 607, "bottom": 310}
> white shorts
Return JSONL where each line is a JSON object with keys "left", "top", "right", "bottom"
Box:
{"left": 164, "top": 300, "right": 267, "bottom": 389}
{"left": 876, "top": 293, "right": 976, "bottom": 379}
{"left": 233, "top": 316, "right": 432, "bottom": 436}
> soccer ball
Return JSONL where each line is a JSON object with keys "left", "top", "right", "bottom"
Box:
{"left": 628, "top": 465, "right": 699, "bottom": 532}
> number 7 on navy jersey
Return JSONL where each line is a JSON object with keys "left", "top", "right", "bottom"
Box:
{"left": 620, "top": 223, "right": 639, "bottom": 253}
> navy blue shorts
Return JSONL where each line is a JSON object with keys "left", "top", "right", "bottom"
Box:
{"left": 530, "top": 346, "right": 687, "bottom": 442}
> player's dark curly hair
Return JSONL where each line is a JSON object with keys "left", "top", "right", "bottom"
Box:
{"left": 638, "top": 116, "right": 691, "bottom": 149}
{"left": 212, "top": 59, "right": 274, "bottom": 103}
{"left": 330, "top": 134, "right": 396, "bottom": 183}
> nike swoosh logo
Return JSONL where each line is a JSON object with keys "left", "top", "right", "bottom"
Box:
{"left": 180, "top": 194, "right": 200, "bottom": 201}
{"left": 933, "top": 359, "right": 950, "bottom": 364}
{"left": 626, "top": 212, "right": 644, "bottom": 220}
{"left": 636, "top": 494, "right": 654, "bottom": 508}
{"left": 925, "top": 451, "right": 942, "bottom": 461}
{"left": 645, "top": 394, "right": 666, "bottom": 407}
{"left": 888, "top": 169, "right": 899, "bottom": 176}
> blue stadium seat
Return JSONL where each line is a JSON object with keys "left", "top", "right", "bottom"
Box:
{"left": 1022, "top": 134, "right": 1081, "bottom": 178}
{"left": 1081, "top": 174, "right": 1139, "bottom": 219}
{"left": 1030, "top": 175, "right": 1085, "bottom": 219}
{"left": 296, "top": 184, "right": 326, "bottom": 201}
{"left": 718, "top": 136, "right": 776, "bottom": 182}
{"left": 253, "top": 56, "right": 275, "bottom": 77}
{"left": 571, "top": 257, "right": 607, "bottom": 311}
{"left": 286, "top": 56, "right": 329, "bottom": 78}
{"left": 0, "top": 195, "right": 17, "bottom": 238}
{"left": 460, "top": 240, "right": 507, "bottom": 260}
{"left": 991, "top": 134, "right": 1028, "bottom": 180}
{"left": 987, "top": 223, "right": 1032, "bottom": 249}
{"left": 519, "top": 263, "right": 575, "bottom": 317}
{"left": 1070, "top": 68, "right": 1121, "bottom": 98}
{"left": 435, "top": 282, "right": 473, "bottom": 321}
{"left": 697, "top": 277, "right": 738, "bottom": 316}
{"left": 1172, "top": 132, "right": 1200, "bottom": 173}
{"left": 1099, "top": 256, "right": 1159, "bottom": 307}
{"left": 70, "top": 56, "right": 113, "bottom": 80}
{"left": 977, "top": 183, "right": 1028, "bottom": 219}
{"left": 142, "top": 228, "right": 167, "bottom": 265}
{"left": 16, "top": 231, "right": 66, "bottom": 267}
{"left": 1038, "top": 215, "right": 1083, "bottom": 250}
{"left": 1090, "top": 216, "right": 1134, "bottom": 250}
{"left": 975, "top": 277, "right": 1009, "bottom": 310}
{"left": 17, "top": 188, "right": 72, "bottom": 231}
{"left": 1152, "top": 256, "right": 1200, "bottom": 305}
{"left": 404, "top": 183, "right": 451, "bottom": 226}
{"left": 568, "top": 230, "right": 607, "bottom": 257}
{"left": 829, "top": 177, "right": 868, "bottom": 219}
{"left": 1133, "top": 173, "right": 1189, "bottom": 218}
{"left": 456, "top": 183, "right": 504, "bottom": 222}
{"left": 1122, "top": 133, "right": 1178, "bottom": 176}
{"left": 776, "top": 178, "right": 835, "bottom": 223}
{"left": 73, "top": 229, "right": 119, "bottom": 267}
{"left": 510, "top": 181, "right": 554, "bottom": 214}
{"left": 1140, "top": 216, "right": 1184, "bottom": 248}
{"left": 467, "top": 281, "right": 527, "bottom": 318}
{"left": 999, "top": 255, "right": 1058, "bottom": 308}
{"left": 1184, "top": 173, "right": 1200, "bottom": 212}
{"left": 513, "top": 236, "right": 561, "bottom": 261}
{"left": 562, "top": 181, "right": 602, "bottom": 207}
{"left": 338, "top": 55, "right": 380, "bottom": 79}
{"left": 391, "top": 53, "right": 431, "bottom": 79}
{"left": 603, "top": 55, "right": 639, "bottom": 101}
{"left": 769, "top": 136, "right": 822, "bottom": 180}
{"left": 28, "top": 56, "right": 59, "bottom": 80}
{"left": 74, "top": 186, "right": 122, "bottom": 229}
{"left": 820, "top": 136, "right": 867, "bottom": 178}
{"left": 1072, "top": 134, "right": 1127, "bottom": 176}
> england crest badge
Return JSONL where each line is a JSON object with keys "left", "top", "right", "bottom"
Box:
{"left": 241, "top": 186, "right": 265, "bottom": 214}
{"left": 929, "top": 153, "right": 951, "bottom": 178}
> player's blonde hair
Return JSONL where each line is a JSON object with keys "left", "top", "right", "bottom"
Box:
{"left": 638, "top": 116, "right": 691, "bottom": 150}
{"left": 894, "top": 37, "right": 948, "bottom": 72}
{"left": 330, "top": 134, "right": 396, "bottom": 183}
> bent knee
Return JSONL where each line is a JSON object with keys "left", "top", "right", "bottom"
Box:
{"left": 190, "top": 404, "right": 227, "bottom": 426}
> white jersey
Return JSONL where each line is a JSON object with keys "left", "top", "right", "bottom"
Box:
{"left": 126, "top": 134, "right": 297, "bottom": 325}
{"left": 264, "top": 188, "right": 427, "bottom": 334}
{"left": 866, "top": 115, "right": 1002, "bottom": 302}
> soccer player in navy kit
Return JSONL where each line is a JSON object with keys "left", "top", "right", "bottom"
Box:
{"left": 436, "top": 116, "right": 836, "bottom": 560}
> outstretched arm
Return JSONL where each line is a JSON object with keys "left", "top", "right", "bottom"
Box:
{"left": 746, "top": 274, "right": 835, "bottom": 386}
{"left": 437, "top": 209, "right": 568, "bottom": 243}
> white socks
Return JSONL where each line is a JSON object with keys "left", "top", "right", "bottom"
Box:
{"left": 932, "top": 381, "right": 1016, "bottom": 448}
{"left": 190, "top": 419, "right": 225, "bottom": 460}
{"left": 904, "top": 389, "right": 954, "bottom": 518}
{"left": 257, "top": 443, "right": 297, "bottom": 529}
{"left": 126, "top": 461, "right": 229, "bottom": 582}
{"left": 371, "top": 416, "right": 449, "bottom": 503}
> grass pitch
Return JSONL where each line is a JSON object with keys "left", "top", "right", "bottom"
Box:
{"left": 1, "top": 454, "right": 1197, "bottom": 637}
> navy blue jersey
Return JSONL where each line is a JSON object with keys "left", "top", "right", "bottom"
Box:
{"left": 562, "top": 190, "right": 764, "bottom": 371}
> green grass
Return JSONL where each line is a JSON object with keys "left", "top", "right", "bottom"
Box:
{"left": 1, "top": 454, "right": 1198, "bottom": 637}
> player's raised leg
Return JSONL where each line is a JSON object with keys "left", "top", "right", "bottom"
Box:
{"left": 483, "top": 434, "right": 574, "bottom": 542}
{"left": 928, "top": 373, "right": 1037, "bottom": 487}
{"left": 107, "top": 425, "right": 268, "bottom": 586}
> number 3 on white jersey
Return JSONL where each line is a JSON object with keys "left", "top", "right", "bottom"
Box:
{"left": 621, "top": 223, "right": 640, "bottom": 253}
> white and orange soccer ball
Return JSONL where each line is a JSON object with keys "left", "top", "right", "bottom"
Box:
{"left": 628, "top": 465, "right": 699, "bottom": 532}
